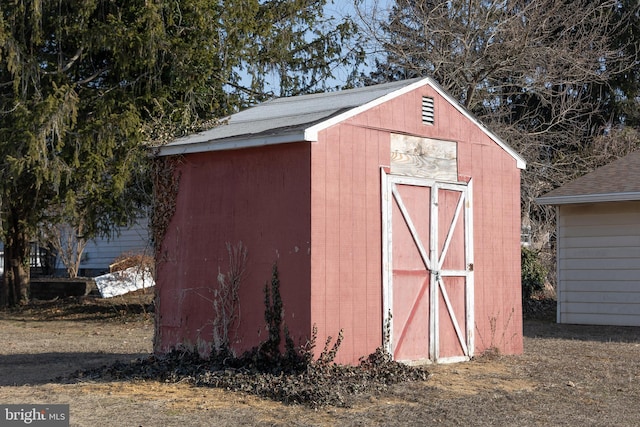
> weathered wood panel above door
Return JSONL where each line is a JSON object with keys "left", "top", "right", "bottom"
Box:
{"left": 390, "top": 133, "right": 457, "bottom": 181}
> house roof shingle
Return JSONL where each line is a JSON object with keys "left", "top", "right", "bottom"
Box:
{"left": 537, "top": 150, "right": 640, "bottom": 205}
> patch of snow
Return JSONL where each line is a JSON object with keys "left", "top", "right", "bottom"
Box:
{"left": 94, "top": 267, "right": 155, "bottom": 298}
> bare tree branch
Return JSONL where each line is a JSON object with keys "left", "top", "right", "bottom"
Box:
{"left": 358, "top": 0, "right": 640, "bottom": 248}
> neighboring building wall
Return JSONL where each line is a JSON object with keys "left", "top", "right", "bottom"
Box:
{"left": 155, "top": 144, "right": 312, "bottom": 355}
{"left": 557, "top": 201, "right": 640, "bottom": 326}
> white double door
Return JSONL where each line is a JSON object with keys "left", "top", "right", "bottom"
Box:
{"left": 382, "top": 173, "right": 474, "bottom": 363}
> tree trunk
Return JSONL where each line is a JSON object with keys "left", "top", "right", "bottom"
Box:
{"left": 0, "top": 252, "right": 6, "bottom": 308}
{"left": 1, "top": 213, "right": 31, "bottom": 307}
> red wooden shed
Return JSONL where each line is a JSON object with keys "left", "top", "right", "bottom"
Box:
{"left": 155, "top": 77, "right": 526, "bottom": 364}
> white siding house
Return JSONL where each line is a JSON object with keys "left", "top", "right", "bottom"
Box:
{"left": 75, "top": 216, "right": 152, "bottom": 276}
{"left": 0, "top": 217, "right": 151, "bottom": 278}
{"left": 538, "top": 151, "right": 640, "bottom": 326}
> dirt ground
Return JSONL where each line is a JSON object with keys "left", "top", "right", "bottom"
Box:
{"left": 1, "top": 295, "right": 640, "bottom": 427}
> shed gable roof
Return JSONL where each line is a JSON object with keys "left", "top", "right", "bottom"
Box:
{"left": 158, "top": 77, "right": 525, "bottom": 169}
{"left": 537, "top": 150, "right": 640, "bottom": 205}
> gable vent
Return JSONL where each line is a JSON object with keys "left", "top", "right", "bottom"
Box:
{"left": 422, "top": 96, "right": 434, "bottom": 125}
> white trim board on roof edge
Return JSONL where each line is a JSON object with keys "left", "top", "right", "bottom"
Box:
{"left": 157, "top": 77, "right": 526, "bottom": 170}
{"left": 536, "top": 192, "right": 640, "bottom": 205}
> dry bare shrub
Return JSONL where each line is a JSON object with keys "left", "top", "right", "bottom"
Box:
{"left": 212, "top": 242, "right": 247, "bottom": 353}
{"left": 110, "top": 252, "right": 155, "bottom": 274}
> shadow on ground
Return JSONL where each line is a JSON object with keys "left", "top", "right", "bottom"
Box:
{"left": 523, "top": 298, "right": 640, "bottom": 343}
{"left": 0, "top": 293, "right": 154, "bottom": 323}
{"left": 0, "top": 352, "right": 149, "bottom": 386}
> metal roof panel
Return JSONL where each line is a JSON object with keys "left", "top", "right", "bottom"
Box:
{"left": 163, "top": 79, "right": 421, "bottom": 151}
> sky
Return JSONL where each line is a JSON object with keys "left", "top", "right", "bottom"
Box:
{"left": 325, "top": 0, "right": 392, "bottom": 85}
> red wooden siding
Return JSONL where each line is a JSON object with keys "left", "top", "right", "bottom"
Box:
{"left": 309, "top": 125, "right": 389, "bottom": 364}
{"left": 155, "top": 144, "right": 313, "bottom": 356}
